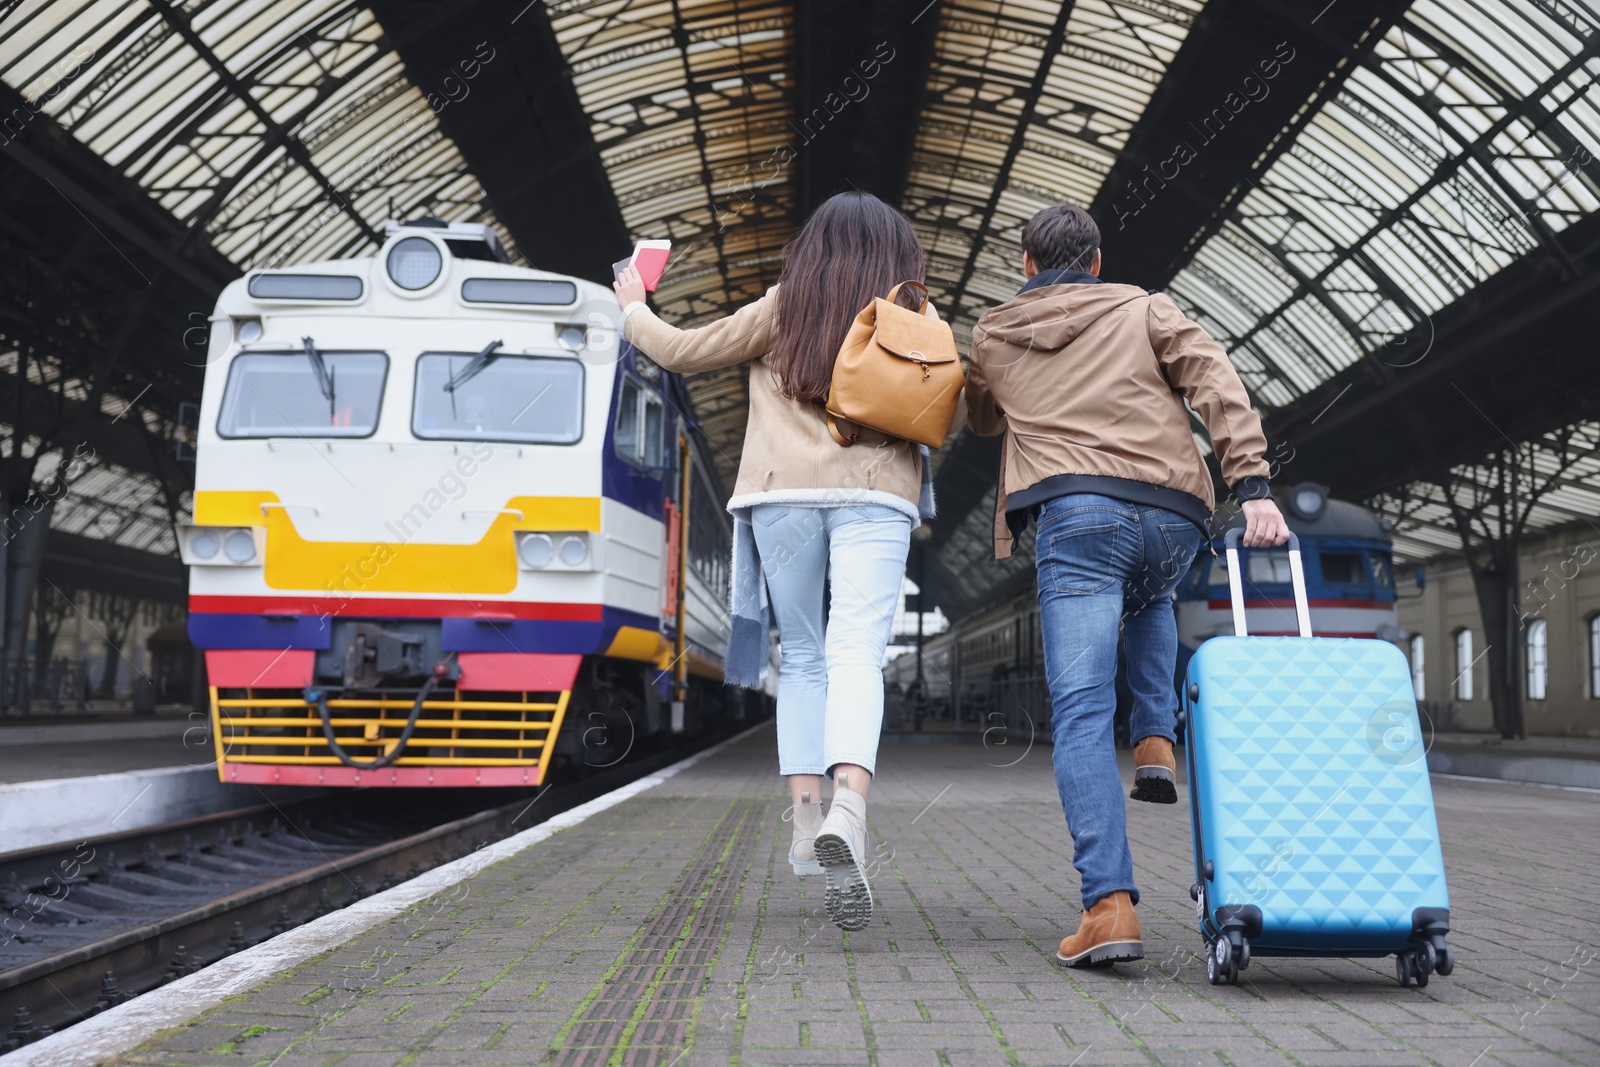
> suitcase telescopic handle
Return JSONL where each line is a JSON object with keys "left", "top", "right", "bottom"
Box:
{"left": 1223, "top": 528, "right": 1312, "bottom": 638}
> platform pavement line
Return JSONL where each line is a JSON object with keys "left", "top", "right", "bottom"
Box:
{"left": 0, "top": 721, "right": 772, "bottom": 1067}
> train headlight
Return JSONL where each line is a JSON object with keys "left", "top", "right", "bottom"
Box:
{"left": 179, "top": 525, "right": 262, "bottom": 567}
{"left": 1287, "top": 482, "right": 1329, "bottom": 522}
{"left": 235, "top": 318, "right": 263, "bottom": 343}
{"left": 559, "top": 535, "right": 588, "bottom": 566}
{"left": 191, "top": 529, "right": 219, "bottom": 560}
{"left": 557, "top": 325, "right": 586, "bottom": 352}
{"left": 518, "top": 533, "right": 554, "bottom": 569}
{"left": 387, "top": 236, "right": 443, "bottom": 291}
{"left": 224, "top": 529, "right": 257, "bottom": 563}
{"left": 516, "top": 531, "right": 594, "bottom": 571}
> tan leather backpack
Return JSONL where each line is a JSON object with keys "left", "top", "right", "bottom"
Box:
{"left": 826, "top": 281, "right": 962, "bottom": 448}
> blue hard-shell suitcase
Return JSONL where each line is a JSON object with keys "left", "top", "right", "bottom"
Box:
{"left": 1182, "top": 530, "right": 1453, "bottom": 987}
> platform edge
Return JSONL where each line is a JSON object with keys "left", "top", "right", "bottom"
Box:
{"left": 0, "top": 722, "right": 769, "bottom": 1067}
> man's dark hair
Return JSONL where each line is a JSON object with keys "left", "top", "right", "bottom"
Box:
{"left": 1021, "top": 205, "right": 1101, "bottom": 272}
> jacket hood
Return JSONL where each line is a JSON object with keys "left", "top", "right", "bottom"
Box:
{"left": 974, "top": 275, "right": 1149, "bottom": 355}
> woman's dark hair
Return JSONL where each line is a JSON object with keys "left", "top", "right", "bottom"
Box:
{"left": 769, "top": 191, "right": 925, "bottom": 403}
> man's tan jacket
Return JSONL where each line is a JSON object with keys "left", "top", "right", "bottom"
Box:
{"left": 966, "top": 277, "right": 1270, "bottom": 558}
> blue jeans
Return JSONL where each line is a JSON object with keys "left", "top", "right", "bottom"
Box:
{"left": 1034, "top": 493, "right": 1203, "bottom": 908}
{"left": 752, "top": 504, "right": 912, "bottom": 777}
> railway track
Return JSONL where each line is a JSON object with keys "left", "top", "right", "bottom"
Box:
{"left": 0, "top": 734, "right": 727, "bottom": 1050}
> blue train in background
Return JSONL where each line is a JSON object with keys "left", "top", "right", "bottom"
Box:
{"left": 885, "top": 484, "right": 1402, "bottom": 737}
{"left": 1174, "top": 483, "right": 1401, "bottom": 684}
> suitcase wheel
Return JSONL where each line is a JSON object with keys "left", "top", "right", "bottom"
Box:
{"left": 1417, "top": 941, "right": 1437, "bottom": 975}
{"left": 1206, "top": 937, "right": 1244, "bottom": 986}
{"left": 1396, "top": 950, "right": 1431, "bottom": 988}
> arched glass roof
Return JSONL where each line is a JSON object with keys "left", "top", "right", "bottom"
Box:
{"left": 546, "top": 0, "right": 797, "bottom": 479}
{"left": 3, "top": 0, "right": 1598, "bottom": 571}
{"left": 1168, "top": 0, "right": 1600, "bottom": 410}
{"left": 905, "top": 0, "right": 1206, "bottom": 328}
{"left": 1, "top": 0, "right": 512, "bottom": 269}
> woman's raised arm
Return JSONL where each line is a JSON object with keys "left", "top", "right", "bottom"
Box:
{"left": 617, "top": 273, "right": 778, "bottom": 374}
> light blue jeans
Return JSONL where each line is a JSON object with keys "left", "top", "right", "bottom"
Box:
{"left": 751, "top": 504, "right": 912, "bottom": 777}
{"left": 1034, "top": 493, "right": 1203, "bottom": 909}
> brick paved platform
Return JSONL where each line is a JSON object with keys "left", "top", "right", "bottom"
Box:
{"left": 106, "top": 724, "right": 1598, "bottom": 1066}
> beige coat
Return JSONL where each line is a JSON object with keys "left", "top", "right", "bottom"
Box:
{"left": 623, "top": 286, "right": 961, "bottom": 520}
{"left": 967, "top": 280, "right": 1270, "bottom": 557}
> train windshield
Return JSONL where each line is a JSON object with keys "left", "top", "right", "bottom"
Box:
{"left": 217, "top": 351, "right": 387, "bottom": 438}
{"left": 1247, "top": 551, "right": 1292, "bottom": 584}
{"left": 413, "top": 352, "right": 583, "bottom": 444}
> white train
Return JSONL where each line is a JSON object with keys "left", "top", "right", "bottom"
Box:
{"left": 183, "top": 219, "right": 752, "bottom": 788}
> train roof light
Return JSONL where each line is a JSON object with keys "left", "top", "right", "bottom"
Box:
{"left": 384, "top": 218, "right": 508, "bottom": 263}
{"left": 1287, "top": 482, "right": 1329, "bottom": 522}
{"left": 387, "top": 236, "right": 443, "bottom": 291}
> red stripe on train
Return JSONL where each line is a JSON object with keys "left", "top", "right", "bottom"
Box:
{"left": 189, "top": 595, "right": 602, "bottom": 621}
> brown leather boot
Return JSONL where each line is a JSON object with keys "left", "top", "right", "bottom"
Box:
{"left": 1130, "top": 736, "right": 1177, "bottom": 804}
{"left": 1056, "top": 891, "right": 1144, "bottom": 967}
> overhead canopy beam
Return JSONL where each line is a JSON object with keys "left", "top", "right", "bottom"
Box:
{"left": 0, "top": 84, "right": 233, "bottom": 511}
{"left": 370, "top": 0, "right": 630, "bottom": 282}
{"left": 1266, "top": 212, "right": 1600, "bottom": 501}
{"left": 42, "top": 530, "right": 187, "bottom": 606}
{"left": 1090, "top": 0, "right": 1414, "bottom": 289}
{"left": 794, "top": 0, "right": 943, "bottom": 216}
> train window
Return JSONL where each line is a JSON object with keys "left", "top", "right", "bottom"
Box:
{"left": 217, "top": 351, "right": 387, "bottom": 438}
{"left": 413, "top": 353, "right": 583, "bottom": 444}
{"left": 247, "top": 273, "right": 362, "bottom": 300}
{"left": 1367, "top": 552, "right": 1394, "bottom": 589}
{"left": 1319, "top": 551, "right": 1365, "bottom": 585}
{"left": 461, "top": 278, "right": 577, "bottom": 305}
{"left": 614, "top": 377, "right": 663, "bottom": 469}
{"left": 687, "top": 468, "right": 730, "bottom": 603}
{"left": 1246, "top": 551, "right": 1292, "bottom": 584}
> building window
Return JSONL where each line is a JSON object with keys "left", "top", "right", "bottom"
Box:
{"left": 1454, "top": 628, "right": 1474, "bottom": 701}
{"left": 1409, "top": 634, "right": 1425, "bottom": 700}
{"left": 1526, "top": 619, "right": 1548, "bottom": 700}
{"left": 1590, "top": 615, "right": 1600, "bottom": 699}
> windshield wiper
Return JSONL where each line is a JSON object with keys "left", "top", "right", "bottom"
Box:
{"left": 445, "top": 340, "right": 503, "bottom": 394}
{"left": 302, "top": 337, "right": 335, "bottom": 402}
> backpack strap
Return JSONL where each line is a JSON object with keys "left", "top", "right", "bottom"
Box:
{"left": 828, "top": 414, "right": 860, "bottom": 447}
{"left": 884, "top": 280, "right": 929, "bottom": 312}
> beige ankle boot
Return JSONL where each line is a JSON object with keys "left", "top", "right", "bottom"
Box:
{"left": 814, "top": 785, "right": 872, "bottom": 930}
{"left": 787, "top": 791, "right": 824, "bottom": 876}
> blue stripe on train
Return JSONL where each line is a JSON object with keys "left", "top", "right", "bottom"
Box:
{"left": 189, "top": 613, "right": 332, "bottom": 650}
